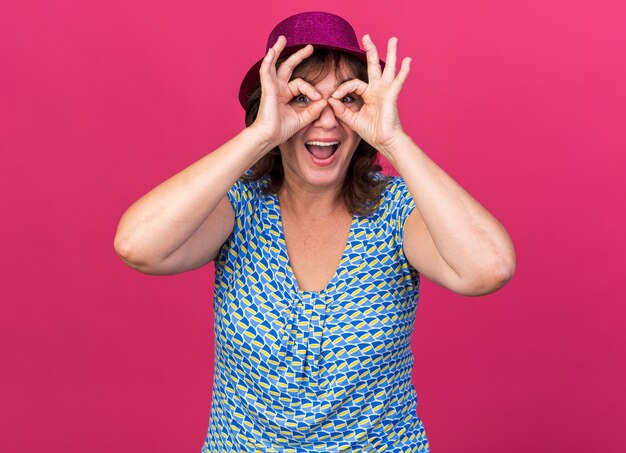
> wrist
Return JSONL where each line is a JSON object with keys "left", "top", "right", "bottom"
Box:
{"left": 378, "top": 131, "right": 411, "bottom": 166}
{"left": 242, "top": 125, "right": 279, "bottom": 157}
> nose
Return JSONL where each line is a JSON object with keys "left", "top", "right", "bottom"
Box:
{"left": 313, "top": 103, "right": 339, "bottom": 128}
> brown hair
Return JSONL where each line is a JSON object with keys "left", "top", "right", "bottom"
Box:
{"left": 242, "top": 49, "right": 388, "bottom": 216}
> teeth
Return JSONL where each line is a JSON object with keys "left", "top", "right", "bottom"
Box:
{"left": 305, "top": 141, "right": 339, "bottom": 146}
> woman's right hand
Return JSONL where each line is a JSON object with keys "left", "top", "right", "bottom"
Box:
{"left": 115, "top": 37, "right": 327, "bottom": 275}
{"left": 250, "top": 35, "right": 328, "bottom": 149}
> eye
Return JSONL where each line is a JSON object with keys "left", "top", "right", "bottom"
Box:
{"left": 340, "top": 94, "right": 355, "bottom": 104}
{"left": 292, "top": 94, "right": 310, "bottom": 105}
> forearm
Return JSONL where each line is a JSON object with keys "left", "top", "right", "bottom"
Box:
{"left": 114, "top": 126, "right": 271, "bottom": 263}
{"left": 383, "top": 133, "right": 516, "bottom": 282}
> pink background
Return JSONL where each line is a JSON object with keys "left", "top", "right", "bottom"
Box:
{"left": 2, "top": 0, "right": 625, "bottom": 451}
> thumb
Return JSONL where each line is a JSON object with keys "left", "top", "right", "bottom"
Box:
{"left": 299, "top": 99, "right": 328, "bottom": 126}
{"left": 328, "top": 98, "right": 356, "bottom": 129}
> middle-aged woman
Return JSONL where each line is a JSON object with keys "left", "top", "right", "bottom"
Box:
{"left": 114, "top": 11, "right": 516, "bottom": 453}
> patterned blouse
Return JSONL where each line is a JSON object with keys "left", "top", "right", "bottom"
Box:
{"left": 201, "top": 174, "right": 430, "bottom": 452}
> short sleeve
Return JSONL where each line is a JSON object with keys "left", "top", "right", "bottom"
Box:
{"left": 226, "top": 178, "right": 254, "bottom": 219}
{"left": 384, "top": 176, "right": 417, "bottom": 240}
{"left": 216, "top": 176, "right": 259, "bottom": 272}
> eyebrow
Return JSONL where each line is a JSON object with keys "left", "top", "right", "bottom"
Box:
{"left": 335, "top": 76, "right": 355, "bottom": 88}
{"left": 299, "top": 75, "right": 358, "bottom": 88}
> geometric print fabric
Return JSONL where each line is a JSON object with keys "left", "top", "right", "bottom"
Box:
{"left": 201, "top": 175, "right": 430, "bottom": 452}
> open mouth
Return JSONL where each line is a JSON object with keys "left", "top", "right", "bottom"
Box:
{"left": 305, "top": 141, "right": 340, "bottom": 160}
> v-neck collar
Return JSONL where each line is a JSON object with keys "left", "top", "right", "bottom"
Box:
{"left": 269, "top": 192, "right": 356, "bottom": 296}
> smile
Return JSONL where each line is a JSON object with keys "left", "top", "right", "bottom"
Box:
{"left": 304, "top": 141, "right": 340, "bottom": 160}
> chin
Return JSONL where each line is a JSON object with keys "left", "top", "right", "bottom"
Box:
{"left": 300, "top": 166, "right": 349, "bottom": 189}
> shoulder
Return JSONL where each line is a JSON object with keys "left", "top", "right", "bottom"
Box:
{"left": 227, "top": 172, "right": 269, "bottom": 215}
{"left": 383, "top": 175, "right": 411, "bottom": 194}
{"left": 374, "top": 174, "right": 415, "bottom": 214}
{"left": 360, "top": 174, "right": 417, "bottom": 240}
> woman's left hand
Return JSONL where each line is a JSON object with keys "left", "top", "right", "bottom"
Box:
{"left": 328, "top": 35, "right": 411, "bottom": 162}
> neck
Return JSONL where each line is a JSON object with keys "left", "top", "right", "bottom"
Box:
{"left": 278, "top": 175, "right": 347, "bottom": 218}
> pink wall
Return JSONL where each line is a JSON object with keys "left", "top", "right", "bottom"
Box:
{"left": 2, "top": 0, "right": 625, "bottom": 451}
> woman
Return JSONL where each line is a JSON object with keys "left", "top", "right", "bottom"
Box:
{"left": 114, "top": 11, "right": 515, "bottom": 453}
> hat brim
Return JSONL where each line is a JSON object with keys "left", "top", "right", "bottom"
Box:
{"left": 238, "top": 43, "right": 386, "bottom": 109}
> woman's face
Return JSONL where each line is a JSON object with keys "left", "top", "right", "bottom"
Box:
{"left": 278, "top": 63, "right": 363, "bottom": 194}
